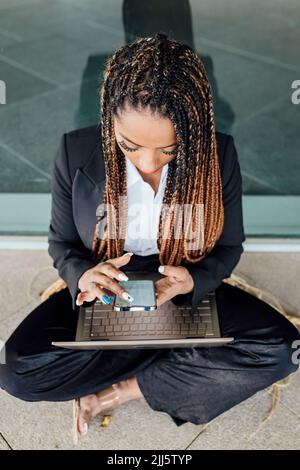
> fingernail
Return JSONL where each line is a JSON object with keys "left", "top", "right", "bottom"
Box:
{"left": 118, "top": 273, "right": 129, "bottom": 281}
{"left": 123, "top": 252, "right": 134, "bottom": 257}
{"left": 122, "top": 292, "right": 134, "bottom": 302}
{"left": 101, "top": 295, "right": 112, "bottom": 304}
{"left": 76, "top": 299, "right": 82, "bottom": 306}
{"left": 158, "top": 266, "right": 164, "bottom": 273}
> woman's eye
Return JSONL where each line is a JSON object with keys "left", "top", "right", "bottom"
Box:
{"left": 118, "top": 140, "right": 138, "bottom": 152}
{"left": 162, "top": 148, "right": 177, "bottom": 155}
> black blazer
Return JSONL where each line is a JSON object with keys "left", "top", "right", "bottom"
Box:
{"left": 48, "top": 123, "right": 245, "bottom": 311}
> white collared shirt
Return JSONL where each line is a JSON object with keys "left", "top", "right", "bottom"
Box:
{"left": 123, "top": 156, "right": 169, "bottom": 256}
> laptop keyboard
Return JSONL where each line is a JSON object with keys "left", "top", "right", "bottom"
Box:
{"left": 81, "top": 293, "right": 218, "bottom": 340}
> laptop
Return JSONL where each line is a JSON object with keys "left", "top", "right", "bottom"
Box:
{"left": 52, "top": 270, "right": 234, "bottom": 350}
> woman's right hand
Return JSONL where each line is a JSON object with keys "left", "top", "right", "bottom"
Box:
{"left": 76, "top": 252, "right": 134, "bottom": 306}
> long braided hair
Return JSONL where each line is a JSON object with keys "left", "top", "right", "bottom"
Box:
{"left": 92, "top": 32, "right": 224, "bottom": 267}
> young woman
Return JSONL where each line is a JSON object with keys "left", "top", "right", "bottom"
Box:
{"left": 1, "top": 33, "right": 299, "bottom": 444}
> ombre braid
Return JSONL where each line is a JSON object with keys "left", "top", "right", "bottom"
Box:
{"left": 92, "top": 32, "right": 224, "bottom": 268}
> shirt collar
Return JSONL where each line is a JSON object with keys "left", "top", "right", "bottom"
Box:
{"left": 125, "top": 156, "right": 169, "bottom": 188}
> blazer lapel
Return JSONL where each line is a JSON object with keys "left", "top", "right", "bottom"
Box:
{"left": 72, "top": 141, "right": 106, "bottom": 251}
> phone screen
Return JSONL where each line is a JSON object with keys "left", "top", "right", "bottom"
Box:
{"left": 114, "top": 280, "right": 156, "bottom": 310}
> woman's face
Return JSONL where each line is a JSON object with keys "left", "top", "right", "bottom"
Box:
{"left": 113, "top": 103, "right": 177, "bottom": 177}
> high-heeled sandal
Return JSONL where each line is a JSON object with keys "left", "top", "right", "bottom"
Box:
{"left": 72, "top": 380, "right": 141, "bottom": 443}
{"left": 72, "top": 397, "right": 114, "bottom": 445}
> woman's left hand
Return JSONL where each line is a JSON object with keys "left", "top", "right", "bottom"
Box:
{"left": 155, "top": 265, "right": 194, "bottom": 307}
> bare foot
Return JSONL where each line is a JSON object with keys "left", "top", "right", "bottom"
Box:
{"left": 77, "top": 378, "right": 143, "bottom": 435}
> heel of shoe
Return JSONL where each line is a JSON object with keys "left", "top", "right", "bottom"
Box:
{"left": 100, "top": 413, "right": 113, "bottom": 428}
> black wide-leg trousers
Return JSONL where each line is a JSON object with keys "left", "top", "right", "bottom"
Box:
{"left": 0, "top": 280, "right": 299, "bottom": 427}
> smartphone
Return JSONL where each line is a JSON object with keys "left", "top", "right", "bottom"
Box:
{"left": 113, "top": 280, "right": 157, "bottom": 311}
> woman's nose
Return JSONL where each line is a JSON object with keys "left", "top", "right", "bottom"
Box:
{"left": 138, "top": 153, "right": 157, "bottom": 172}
